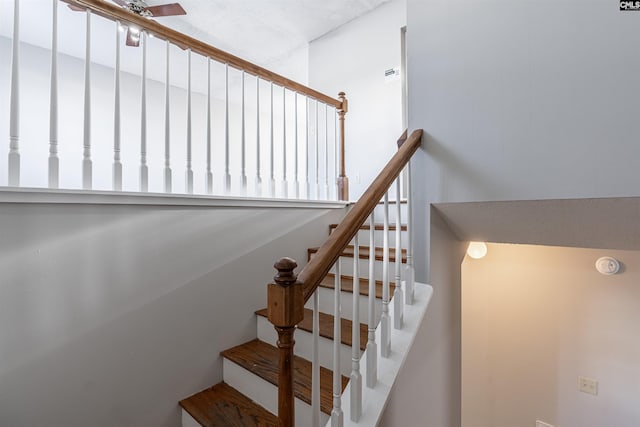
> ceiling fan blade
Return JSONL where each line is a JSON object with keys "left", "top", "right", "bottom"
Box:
{"left": 126, "top": 28, "right": 141, "bottom": 47}
{"left": 145, "top": 3, "right": 186, "bottom": 17}
{"left": 67, "top": 4, "right": 86, "bottom": 11}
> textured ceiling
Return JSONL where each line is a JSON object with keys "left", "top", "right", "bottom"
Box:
{"left": 145, "top": 0, "right": 390, "bottom": 69}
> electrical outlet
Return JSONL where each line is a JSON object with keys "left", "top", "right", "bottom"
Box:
{"left": 579, "top": 376, "right": 598, "bottom": 395}
{"left": 536, "top": 421, "right": 554, "bottom": 427}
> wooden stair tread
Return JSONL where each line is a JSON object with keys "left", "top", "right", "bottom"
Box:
{"left": 329, "top": 223, "right": 407, "bottom": 232}
{"left": 320, "top": 273, "right": 395, "bottom": 299}
{"left": 221, "top": 339, "right": 348, "bottom": 415}
{"left": 256, "top": 308, "right": 367, "bottom": 351}
{"left": 308, "top": 245, "right": 407, "bottom": 263}
{"left": 179, "top": 382, "right": 278, "bottom": 427}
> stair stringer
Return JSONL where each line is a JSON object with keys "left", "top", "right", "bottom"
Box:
{"left": 332, "top": 282, "right": 433, "bottom": 427}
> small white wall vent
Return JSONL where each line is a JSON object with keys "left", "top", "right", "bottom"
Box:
{"left": 384, "top": 66, "right": 400, "bottom": 83}
{"left": 595, "top": 256, "right": 620, "bottom": 275}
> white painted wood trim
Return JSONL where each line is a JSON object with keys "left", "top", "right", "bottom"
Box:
{"left": 405, "top": 162, "right": 415, "bottom": 304}
{"left": 0, "top": 188, "right": 348, "bottom": 208}
{"left": 312, "top": 289, "right": 321, "bottom": 427}
{"left": 224, "top": 64, "right": 231, "bottom": 194}
{"left": 140, "top": 31, "right": 148, "bottom": 192}
{"left": 205, "top": 58, "right": 213, "bottom": 194}
{"left": 282, "top": 87, "right": 288, "bottom": 198}
{"left": 8, "top": 0, "right": 20, "bottom": 187}
{"left": 366, "top": 211, "right": 377, "bottom": 388}
{"left": 185, "top": 49, "right": 193, "bottom": 194}
{"left": 334, "top": 283, "right": 433, "bottom": 427}
{"left": 82, "top": 10, "right": 92, "bottom": 190}
{"left": 113, "top": 21, "right": 122, "bottom": 191}
{"left": 241, "top": 71, "right": 247, "bottom": 194}
{"left": 394, "top": 178, "right": 404, "bottom": 329}
{"left": 255, "top": 77, "right": 262, "bottom": 197}
{"left": 381, "top": 192, "right": 391, "bottom": 358}
{"left": 350, "top": 234, "right": 362, "bottom": 421}
{"left": 48, "top": 0, "right": 58, "bottom": 189}
{"left": 163, "top": 40, "right": 172, "bottom": 193}
{"left": 331, "top": 258, "right": 344, "bottom": 426}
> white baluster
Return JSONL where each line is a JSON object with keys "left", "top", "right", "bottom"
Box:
{"left": 240, "top": 71, "right": 247, "bottom": 194}
{"left": 112, "top": 21, "right": 122, "bottom": 191}
{"left": 366, "top": 211, "right": 377, "bottom": 388}
{"left": 381, "top": 192, "right": 391, "bottom": 358}
{"left": 394, "top": 178, "right": 404, "bottom": 329}
{"left": 255, "top": 77, "right": 262, "bottom": 197}
{"left": 205, "top": 58, "right": 213, "bottom": 194}
{"left": 140, "top": 30, "right": 148, "bottom": 192}
{"left": 185, "top": 49, "right": 193, "bottom": 194}
{"left": 48, "top": 0, "right": 58, "bottom": 188}
{"left": 305, "top": 98, "right": 311, "bottom": 199}
{"left": 332, "top": 259, "right": 344, "bottom": 427}
{"left": 163, "top": 40, "right": 172, "bottom": 193}
{"left": 82, "top": 10, "right": 92, "bottom": 190}
{"left": 269, "top": 82, "right": 275, "bottom": 197}
{"left": 8, "top": 0, "right": 20, "bottom": 186}
{"left": 325, "top": 105, "right": 330, "bottom": 200}
{"left": 312, "top": 289, "right": 321, "bottom": 427}
{"left": 315, "top": 100, "right": 320, "bottom": 200}
{"left": 405, "top": 161, "right": 415, "bottom": 304}
{"left": 282, "top": 87, "right": 287, "bottom": 198}
{"left": 294, "top": 93, "right": 300, "bottom": 198}
{"left": 334, "top": 110, "right": 339, "bottom": 201}
{"left": 350, "top": 234, "right": 362, "bottom": 421}
{"left": 224, "top": 64, "right": 231, "bottom": 194}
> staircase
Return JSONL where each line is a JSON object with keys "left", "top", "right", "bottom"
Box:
{"left": 179, "top": 204, "right": 410, "bottom": 426}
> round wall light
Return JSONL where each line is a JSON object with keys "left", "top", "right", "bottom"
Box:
{"left": 595, "top": 256, "right": 620, "bottom": 275}
{"left": 467, "top": 242, "right": 488, "bottom": 259}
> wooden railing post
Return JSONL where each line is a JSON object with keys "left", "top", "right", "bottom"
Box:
{"left": 268, "top": 258, "right": 304, "bottom": 427}
{"left": 337, "top": 92, "right": 349, "bottom": 201}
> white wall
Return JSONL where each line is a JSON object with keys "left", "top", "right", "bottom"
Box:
{"left": 309, "top": 0, "right": 405, "bottom": 199}
{"left": 462, "top": 243, "right": 640, "bottom": 427}
{"left": 0, "top": 201, "right": 344, "bottom": 426}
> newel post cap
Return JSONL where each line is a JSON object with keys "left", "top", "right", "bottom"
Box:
{"left": 338, "top": 92, "right": 348, "bottom": 113}
{"left": 273, "top": 257, "right": 298, "bottom": 286}
{"left": 268, "top": 258, "right": 304, "bottom": 327}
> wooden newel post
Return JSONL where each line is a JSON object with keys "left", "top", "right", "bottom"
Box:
{"left": 337, "top": 92, "right": 349, "bottom": 201}
{"left": 268, "top": 257, "right": 304, "bottom": 427}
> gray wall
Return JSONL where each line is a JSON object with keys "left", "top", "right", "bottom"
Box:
{"left": 405, "top": 0, "right": 640, "bottom": 425}
{"left": 381, "top": 208, "right": 465, "bottom": 427}
{"left": 0, "top": 202, "right": 343, "bottom": 426}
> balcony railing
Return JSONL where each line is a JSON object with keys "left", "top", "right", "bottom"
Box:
{"left": 1, "top": 0, "right": 349, "bottom": 200}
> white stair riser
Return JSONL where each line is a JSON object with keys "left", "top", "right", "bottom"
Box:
{"left": 332, "top": 228, "right": 408, "bottom": 249}
{"left": 306, "top": 287, "right": 381, "bottom": 324}
{"left": 257, "top": 316, "right": 355, "bottom": 376}
{"left": 330, "top": 258, "right": 404, "bottom": 283}
{"left": 181, "top": 410, "right": 201, "bottom": 427}
{"left": 223, "top": 358, "right": 330, "bottom": 427}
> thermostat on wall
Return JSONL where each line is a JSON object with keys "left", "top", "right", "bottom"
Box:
{"left": 595, "top": 256, "right": 620, "bottom": 275}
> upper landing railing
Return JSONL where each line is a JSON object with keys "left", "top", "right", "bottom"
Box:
{"left": 3, "top": 0, "right": 349, "bottom": 200}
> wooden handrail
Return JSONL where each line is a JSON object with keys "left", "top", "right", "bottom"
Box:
{"left": 267, "top": 129, "right": 421, "bottom": 426}
{"left": 62, "top": 0, "right": 342, "bottom": 108}
{"left": 299, "top": 129, "right": 422, "bottom": 302}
